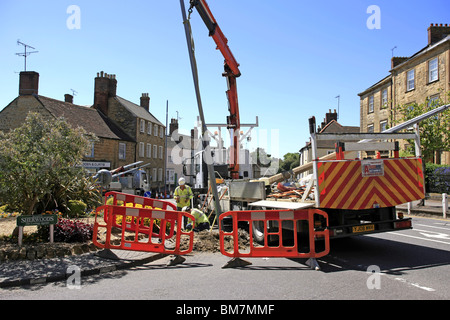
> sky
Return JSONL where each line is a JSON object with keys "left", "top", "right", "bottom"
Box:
{"left": 1, "top": 0, "right": 449, "bottom": 159}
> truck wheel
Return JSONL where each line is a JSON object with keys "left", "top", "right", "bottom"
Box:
{"left": 252, "top": 221, "right": 265, "bottom": 245}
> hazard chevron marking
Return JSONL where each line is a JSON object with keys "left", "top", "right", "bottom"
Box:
{"left": 318, "top": 158, "right": 425, "bottom": 210}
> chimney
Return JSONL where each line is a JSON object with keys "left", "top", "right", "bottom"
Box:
{"left": 19, "top": 71, "right": 39, "bottom": 96}
{"left": 140, "top": 93, "right": 150, "bottom": 112}
{"left": 428, "top": 23, "right": 450, "bottom": 45}
{"left": 64, "top": 94, "right": 73, "bottom": 104}
{"left": 94, "top": 71, "right": 117, "bottom": 116}
{"left": 169, "top": 118, "right": 179, "bottom": 135}
{"left": 325, "top": 109, "right": 337, "bottom": 124}
{"left": 391, "top": 56, "right": 409, "bottom": 69}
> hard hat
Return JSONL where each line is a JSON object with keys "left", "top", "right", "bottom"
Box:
{"left": 178, "top": 177, "right": 186, "bottom": 185}
{"left": 182, "top": 206, "right": 190, "bottom": 212}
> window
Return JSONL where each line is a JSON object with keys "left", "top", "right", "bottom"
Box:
{"left": 147, "top": 122, "right": 152, "bottom": 135}
{"left": 152, "top": 168, "right": 157, "bottom": 182}
{"left": 139, "top": 142, "right": 145, "bottom": 157}
{"left": 428, "top": 94, "right": 440, "bottom": 107}
{"left": 167, "top": 169, "right": 175, "bottom": 184}
{"left": 407, "top": 69, "right": 415, "bottom": 91}
{"left": 85, "top": 141, "right": 95, "bottom": 158}
{"left": 428, "top": 58, "right": 438, "bottom": 83}
{"left": 160, "top": 126, "right": 164, "bottom": 138}
{"left": 158, "top": 168, "right": 163, "bottom": 182}
{"left": 140, "top": 119, "right": 145, "bottom": 133}
{"left": 147, "top": 143, "right": 152, "bottom": 158}
{"left": 367, "top": 124, "right": 374, "bottom": 133}
{"left": 381, "top": 89, "right": 388, "bottom": 108}
{"left": 119, "top": 143, "right": 126, "bottom": 160}
{"left": 154, "top": 124, "right": 158, "bottom": 136}
{"left": 153, "top": 145, "right": 157, "bottom": 158}
{"left": 368, "top": 96, "right": 374, "bottom": 113}
{"left": 380, "top": 120, "right": 388, "bottom": 132}
{"left": 159, "top": 146, "right": 163, "bottom": 159}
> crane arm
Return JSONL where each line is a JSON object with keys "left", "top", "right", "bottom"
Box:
{"left": 189, "top": 0, "right": 241, "bottom": 179}
{"left": 189, "top": 0, "right": 241, "bottom": 77}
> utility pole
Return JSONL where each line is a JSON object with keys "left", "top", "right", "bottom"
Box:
{"left": 16, "top": 40, "right": 38, "bottom": 71}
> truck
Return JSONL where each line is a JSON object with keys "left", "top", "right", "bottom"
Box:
{"left": 184, "top": 0, "right": 449, "bottom": 264}
{"left": 94, "top": 161, "right": 151, "bottom": 196}
{"left": 204, "top": 105, "right": 449, "bottom": 246}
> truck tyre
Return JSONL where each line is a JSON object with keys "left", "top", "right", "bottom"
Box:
{"left": 252, "top": 221, "right": 265, "bottom": 245}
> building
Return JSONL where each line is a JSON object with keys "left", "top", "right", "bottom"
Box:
{"left": 358, "top": 23, "right": 450, "bottom": 164}
{"left": 0, "top": 71, "right": 136, "bottom": 174}
{"left": 0, "top": 71, "right": 166, "bottom": 191}
{"left": 299, "top": 109, "right": 360, "bottom": 178}
{"left": 93, "top": 71, "right": 166, "bottom": 192}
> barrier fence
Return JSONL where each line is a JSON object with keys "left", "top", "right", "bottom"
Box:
{"left": 92, "top": 192, "right": 331, "bottom": 265}
{"left": 219, "top": 208, "right": 330, "bottom": 259}
{"left": 93, "top": 192, "right": 195, "bottom": 255}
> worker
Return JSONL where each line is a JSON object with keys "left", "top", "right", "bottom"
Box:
{"left": 182, "top": 206, "right": 210, "bottom": 231}
{"left": 174, "top": 177, "right": 193, "bottom": 212}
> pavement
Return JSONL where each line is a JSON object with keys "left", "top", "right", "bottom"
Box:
{"left": 0, "top": 248, "right": 167, "bottom": 289}
{"left": 0, "top": 199, "right": 448, "bottom": 289}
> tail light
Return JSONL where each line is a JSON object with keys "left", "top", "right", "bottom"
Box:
{"left": 394, "top": 220, "right": 411, "bottom": 229}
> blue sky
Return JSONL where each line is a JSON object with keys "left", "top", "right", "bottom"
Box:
{"left": 1, "top": 0, "right": 449, "bottom": 158}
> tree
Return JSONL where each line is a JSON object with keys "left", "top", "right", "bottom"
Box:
{"left": 0, "top": 112, "right": 100, "bottom": 215}
{"left": 395, "top": 93, "right": 450, "bottom": 164}
{"left": 278, "top": 152, "right": 300, "bottom": 173}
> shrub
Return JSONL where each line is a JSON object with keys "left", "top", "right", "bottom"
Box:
{"left": 425, "top": 163, "right": 450, "bottom": 194}
{"left": 67, "top": 200, "right": 87, "bottom": 218}
{"left": 37, "top": 218, "right": 93, "bottom": 243}
{"left": 0, "top": 112, "right": 100, "bottom": 215}
{"left": 54, "top": 219, "right": 93, "bottom": 243}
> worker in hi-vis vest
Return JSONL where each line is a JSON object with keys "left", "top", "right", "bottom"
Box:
{"left": 174, "top": 177, "right": 193, "bottom": 211}
{"left": 182, "top": 206, "right": 210, "bottom": 232}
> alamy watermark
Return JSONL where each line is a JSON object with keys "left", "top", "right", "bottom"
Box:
{"left": 67, "top": 5, "right": 81, "bottom": 30}
{"left": 67, "top": 265, "right": 81, "bottom": 289}
{"left": 366, "top": 265, "right": 381, "bottom": 289}
{"left": 366, "top": 5, "right": 381, "bottom": 30}
{"left": 169, "top": 126, "right": 280, "bottom": 171}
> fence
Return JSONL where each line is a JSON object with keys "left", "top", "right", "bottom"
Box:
{"left": 219, "top": 208, "right": 330, "bottom": 259}
{"left": 92, "top": 192, "right": 194, "bottom": 255}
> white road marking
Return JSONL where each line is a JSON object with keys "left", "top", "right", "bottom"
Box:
{"left": 388, "top": 232, "right": 450, "bottom": 245}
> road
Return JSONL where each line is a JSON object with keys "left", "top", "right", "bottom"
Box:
{"left": 1, "top": 216, "right": 449, "bottom": 304}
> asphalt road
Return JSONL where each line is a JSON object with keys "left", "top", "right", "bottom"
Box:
{"left": 1, "top": 216, "right": 449, "bottom": 303}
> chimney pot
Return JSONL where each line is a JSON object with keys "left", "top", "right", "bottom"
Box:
{"left": 427, "top": 23, "right": 450, "bottom": 45}
{"left": 64, "top": 94, "right": 73, "bottom": 103}
{"left": 19, "top": 71, "right": 39, "bottom": 96}
{"left": 140, "top": 93, "right": 150, "bottom": 112}
{"left": 94, "top": 71, "right": 117, "bottom": 116}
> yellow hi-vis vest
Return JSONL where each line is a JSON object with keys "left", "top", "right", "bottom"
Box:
{"left": 189, "top": 209, "right": 209, "bottom": 227}
{"left": 174, "top": 185, "right": 193, "bottom": 208}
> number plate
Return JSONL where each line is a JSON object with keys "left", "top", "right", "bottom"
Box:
{"left": 352, "top": 224, "right": 375, "bottom": 233}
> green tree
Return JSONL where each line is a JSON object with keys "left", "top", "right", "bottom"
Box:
{"left": 395, "top": 93, "right": 450, "bottom": 164}
{"left": 278, "top": 152, "right": 300, "bottom": 173}
{"left": 0, "top": 112, "right": 100, "bottom": 215}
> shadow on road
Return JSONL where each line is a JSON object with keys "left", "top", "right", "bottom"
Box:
{"left": 295, "top": 235, "right": 450, "bottom": 274}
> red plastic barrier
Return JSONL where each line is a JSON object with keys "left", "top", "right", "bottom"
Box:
{"left": 93, "top": 204, "right": 194, "bottom": 255}
{"left": 219, "top": 208, "right": 329, "bottom": 259}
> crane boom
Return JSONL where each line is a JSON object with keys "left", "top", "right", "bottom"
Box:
{"left": 189, "top": 0, "right": 241, "bottom": 179}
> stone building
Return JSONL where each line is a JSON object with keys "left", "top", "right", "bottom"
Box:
{"left": 358, "top": 23, "right": 450, "bottom": 164}
{"left": 0, "top": 71, "right": 166, "bottom": 190}
{"left": 92, "top": 71, "right": 166, "bottom": 192}
{"left": 0, "top": 71, "right": 136, "bottom": 174}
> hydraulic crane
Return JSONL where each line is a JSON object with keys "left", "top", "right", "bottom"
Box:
{"left": 188, "top": 0, "right": 242, "bottom": 179}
